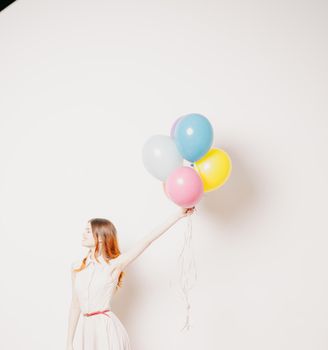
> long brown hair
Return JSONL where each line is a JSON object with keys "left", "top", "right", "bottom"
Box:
{"left": 73, "top": 218, "right": 125, "bottom": 291}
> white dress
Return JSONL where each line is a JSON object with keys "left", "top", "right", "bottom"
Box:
{"left": 73, "top": 252, "right": 132, "bottom": 350}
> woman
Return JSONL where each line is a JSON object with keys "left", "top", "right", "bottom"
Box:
{"left": 66, "top": 206, "right": 195, "bottom": 350}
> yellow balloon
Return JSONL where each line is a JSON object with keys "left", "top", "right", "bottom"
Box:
{"left": 194, "top": 148, "right": 232, "bottom": 192}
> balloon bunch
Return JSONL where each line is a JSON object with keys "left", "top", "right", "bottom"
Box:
{"left": 142, "top": 113, "right": 232, "bottom": 332}
{"left": 142, "top": 113, "right": 232, "bottom": 206}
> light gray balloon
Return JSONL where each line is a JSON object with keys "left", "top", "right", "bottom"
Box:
{"left": 142, "top": 134, "right": 183, "bottom": 181}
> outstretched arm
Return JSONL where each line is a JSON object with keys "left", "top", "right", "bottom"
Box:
{"left": 66, "top": 265, "right": 81, "bottom": 350}
{"left": 113, "top": 207, "right": 195, "bottom": 272}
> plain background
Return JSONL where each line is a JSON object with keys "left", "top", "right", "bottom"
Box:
{"left": 0, "top": 0, "right": 327, "bottom": 349}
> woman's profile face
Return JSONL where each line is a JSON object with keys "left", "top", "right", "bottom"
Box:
{"left": 82, "top": 221, "right": 95, "bottom": 247}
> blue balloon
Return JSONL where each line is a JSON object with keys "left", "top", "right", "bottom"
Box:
{"left": 174, "top": 113, "right": 213, "bottom": 162}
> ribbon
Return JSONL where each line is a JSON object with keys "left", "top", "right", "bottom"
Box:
{"left": 169, "top": 213, "right": 198, "bottom": 332}
{"left": 83, "top": 309, "right": 111, "bottom": 317}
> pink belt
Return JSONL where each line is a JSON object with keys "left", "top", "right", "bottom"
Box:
{"left": 84, "top": 309, "right": 110, "bottom": 317}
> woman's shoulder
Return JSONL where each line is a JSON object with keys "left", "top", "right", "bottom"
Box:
{"left": 108, "top": 254, "right": 126, "bottom": 273}
{"left": 71, "top": 259, "right": 81, "bottom": 271}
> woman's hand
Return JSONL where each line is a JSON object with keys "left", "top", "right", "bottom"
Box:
{"left": 179, "top": 206, "right": 196, "bottom": 218}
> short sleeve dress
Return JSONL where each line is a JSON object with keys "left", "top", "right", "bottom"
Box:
{"left": 72, "top": 252, "right": 132, "bottom": 350}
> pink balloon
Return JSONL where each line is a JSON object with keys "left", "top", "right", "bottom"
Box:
{"left": 165, "top": 166, "right": 204, "bottom": 207}
{"left": 170, "top": 116, "right": 183, "bottom": 138}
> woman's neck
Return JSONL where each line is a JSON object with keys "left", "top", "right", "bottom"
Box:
{"left": 90, "top": 246, "right": 102, "bottom": 260}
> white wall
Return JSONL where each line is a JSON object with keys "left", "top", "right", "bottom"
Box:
{"left": 0, "top": 0, "right": 327, "bottom": 349}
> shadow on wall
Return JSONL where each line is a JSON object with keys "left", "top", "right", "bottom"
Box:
{"left": 200, "top": 142, "right": 258, "bottom": 228}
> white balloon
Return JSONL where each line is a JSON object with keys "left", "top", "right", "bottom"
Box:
{"left": 142, "top": 134, "right": 183, "bottom": 181}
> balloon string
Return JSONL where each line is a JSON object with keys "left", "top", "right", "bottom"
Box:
{"left": 169, "top": 214, "right": 198, "bottom": 332}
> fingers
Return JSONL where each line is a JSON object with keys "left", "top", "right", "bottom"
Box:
{"left": 180, "top": 206, "right": 196, "bottom": 217}
{"left": 184, "top": 206, "right": 196, "bottom": 215}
